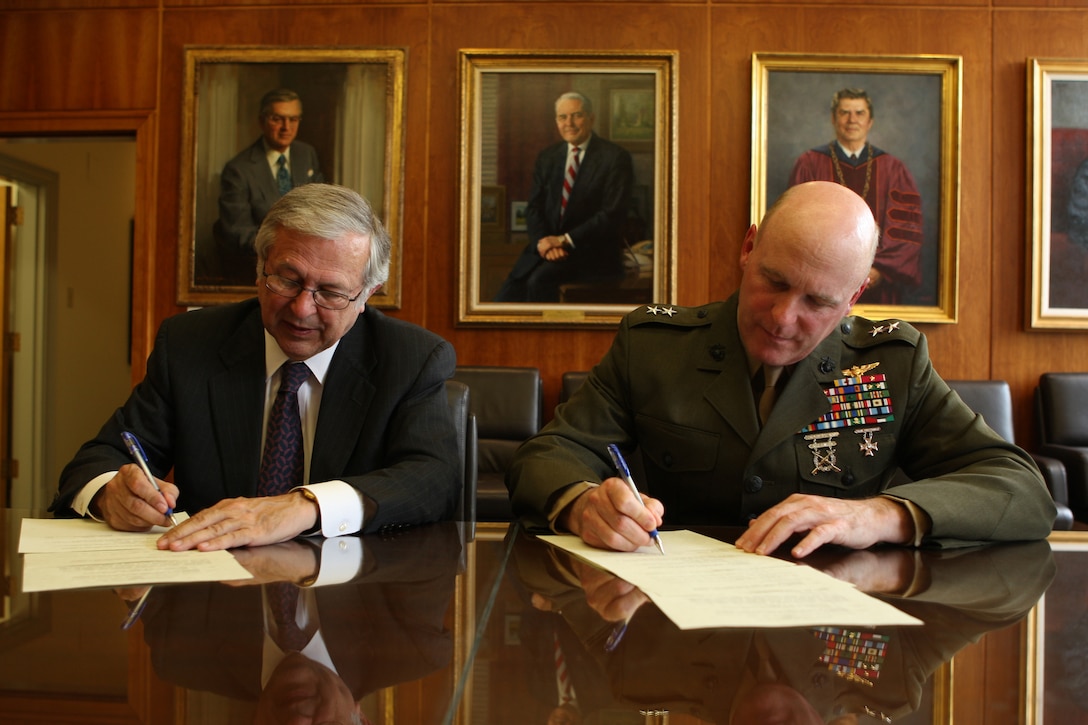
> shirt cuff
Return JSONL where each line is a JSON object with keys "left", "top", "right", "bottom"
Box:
{"left": 880, "top": 494, "right": 931, "bottom": 547}
{"left": 563, "top": 233, "right": 574, "bottom": 249}
{"left": 72, "top": 472, "right": 117, "bottom": 519}
{"left": 309, "top": 536, "right": 364, "bottom": 586}
{"left": 546, "top": 481, "right": 600, "bottom": 532}
{"left": 296, "top": 480, "right": 363, "bottom": 537}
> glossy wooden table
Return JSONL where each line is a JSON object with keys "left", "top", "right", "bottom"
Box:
{"left": 0, "top": 514, "right": 1084, "bottom": 725}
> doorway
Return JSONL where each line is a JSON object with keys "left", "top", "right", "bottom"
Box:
{"left": 0, "top": 138, "right": 136, "bottom": 515}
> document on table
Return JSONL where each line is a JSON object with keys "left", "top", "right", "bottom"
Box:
{"left": 540, "top": 529, "right": 921, "bottom": 629}
{"left": 18, "top": 517, "right": 252, "bottom": 592}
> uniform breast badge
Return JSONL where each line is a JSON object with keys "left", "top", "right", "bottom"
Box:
{"left": 804, "top": 432, "right": 841, "bottom": 474}
{"left": 854, "top": 426, "right": 880, "bottom": 456}
{"left": 800, "top": 361, "right": 895, "bottom": 435}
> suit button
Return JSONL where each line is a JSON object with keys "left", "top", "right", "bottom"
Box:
{"left": 744, "top": 476, "right": 763, "bottom": 493}
{"left": 841, "top": 470, "right": 856, "bottom": 486}
{"left": 662, "top": 453, "right": 674, "bottom": 468}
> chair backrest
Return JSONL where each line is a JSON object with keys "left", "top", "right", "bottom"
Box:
{"left": 444, "top": 379, "right": 477, "bottom": 524}
{"left": 560, "top": 371, "right": 590, "bottom": 404}
{"left": 946, "top": 379, "right": 1015, "bottom": 443}
{"left": 450, "top": 366, "right": 542, "bottom": 475}
{"left": 1037, "top": 373, "right": 1088, "bottom": 446}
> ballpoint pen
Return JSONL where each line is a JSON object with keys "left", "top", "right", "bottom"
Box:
{"left": 121, "top": 586, "right": 153, "bottom": 630}
{"left": 606, "top": 443, "right": 665, "bottom": 555}
{"left": 121, "top": 431, "right": 178, "bottom": 527}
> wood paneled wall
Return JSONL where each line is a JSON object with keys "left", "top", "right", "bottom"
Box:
{"left": 2, "top": 0, "right": 1086, "bottom": 444}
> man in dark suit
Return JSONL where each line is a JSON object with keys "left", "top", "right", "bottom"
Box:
{"left": 494, "top": 92, "right": 635, "bottom": 303}
{"left": 213, "top": 88, "right": 325, "bottom": 283}
{"left": 139, "top": 525, "right": 460, "bottom": 722}
{"left": 52, "top": 184, "right": 460, "bottom": 550}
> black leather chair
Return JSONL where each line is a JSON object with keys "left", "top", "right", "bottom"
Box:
{"left": 948, "top": 379, "right": 1073, "bottom": 530}
{"left": 1035, "top": 373, "right": 1088, "bottom": 524}
{"left": 445, "top": 380, "right": 477, "bottom": 535}
{"left": 560, "top": 370, "right": 589, "bottom": 405}
{"left": 450, "top": 366, "right": 542, "bottom": 521}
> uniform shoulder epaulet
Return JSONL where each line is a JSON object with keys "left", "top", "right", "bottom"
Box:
{"left": 627, "top": 303, "right": 716, "bottom": 328}
{"left": 841, "top": 316, "right": 921, "bottom": 348}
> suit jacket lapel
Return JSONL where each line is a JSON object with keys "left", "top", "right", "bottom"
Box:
{"left": 750, "top": 335, "right": 840, "bottom": 461}
{"left": 247, "top": 140, "right": 279, "bottom": 202}
{"left": 567, "top": 135, "right": 602, "bottom": 205}
{"left": 311, "top": 317, "right": 376, "bottom": 481}
{"left": 695, "top": 296, "right": 841, "bottom": 461}
{"left": 700, "top": 299, "right": 761, "bottom": 448}
{"left": 210, "top": 307, "right": 266, "bottom": 497}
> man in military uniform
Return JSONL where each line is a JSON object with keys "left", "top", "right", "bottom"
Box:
{"left": 507, "top": 181, "right": 1056, "bottom": 557}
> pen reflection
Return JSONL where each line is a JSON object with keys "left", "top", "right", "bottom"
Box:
{"left": 509, "top": 528, "right": 1054, "bottom": 724}
{"left": 130, "top": 523, "right": 461, "bottom": 723}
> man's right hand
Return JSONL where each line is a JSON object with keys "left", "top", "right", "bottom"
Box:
{"left": 559, "top": 477, "right": 664, "bottom": 552}
{"left": 92, "top": 464, "right": 178, "bottom": 532}
{"left": 536, "top": 235, "right": 569, "bottom": 261}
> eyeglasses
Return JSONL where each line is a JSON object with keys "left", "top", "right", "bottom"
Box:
{"left": 556, "top": 112, "right": 587, "bottom": 123}
{"left": 263, "top": 273, "right": 363, "bottom": 310}
{"left": 265, "top": 114, "right": 302, "bottom": 126}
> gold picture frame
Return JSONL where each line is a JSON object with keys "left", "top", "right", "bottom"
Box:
{"left": 751, "top": 53, "right": 961, "bottom": 324}
{"left": 1028, "top": 58, "right": 1088, "bottom": 330}
{"left": 177, "top": 46, "right": 406, "bottom": 308}
{"left": 457, "top": 49, "right": 677, "bottom": 326}
{"left": 1024, "top": 533, "right": 1088, "bottom": 724}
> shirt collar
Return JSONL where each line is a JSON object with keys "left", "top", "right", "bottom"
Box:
{"left": 263, "top": 331, "right": 338, "bottom": 385}
{"left": 264, "top": 142, "right": 290, "bottom": 166}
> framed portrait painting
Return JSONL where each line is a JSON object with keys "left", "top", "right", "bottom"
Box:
{"left": 1028, "top": 59, "right": 1088, "bottom": 330}
{"left": 458, "top": 50, "right": 677, "bottom": 326}
{"left": 751, "top": 53, "right": 962, "bottom": 324}
{"left": 177, "top": 46, "right": 406, "bottom": 308}
{"left": 1024, "top": 533, "right": 1088, "bottom": 724}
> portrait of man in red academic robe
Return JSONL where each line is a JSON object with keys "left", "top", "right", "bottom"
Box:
{"left": 787, "top": 88, "right": 924, "bottom": 306}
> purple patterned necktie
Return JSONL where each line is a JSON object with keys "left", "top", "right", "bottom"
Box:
{"left": 258, "top": 362, "right": 309, "bottom": 496}
{"left": 268, "top": 582, "right": 308, "bottom": 652}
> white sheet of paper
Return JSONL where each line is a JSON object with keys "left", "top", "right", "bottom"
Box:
{"left": 18, "top": 517, "right": 252, "bottom": 592}
{"left": 540, "top": 530, "right": 921, "bottom": 629}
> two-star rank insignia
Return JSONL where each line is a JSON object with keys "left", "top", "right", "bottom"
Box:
{"left": 869, "top": 321, "right": 901, "bottom": 337}
{"left": 644, "top": 305, "right": 677, "bottom": 317}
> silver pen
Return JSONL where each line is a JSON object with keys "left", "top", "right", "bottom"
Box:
{"left": 606, "top": 444, "right": 665, "bottom": 554}
{"left": 121, "top": 431, "right": 178, "bottom": 527}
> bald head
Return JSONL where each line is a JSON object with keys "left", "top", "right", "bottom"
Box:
{"left": 736, "top": 182, "right": 879, "bottom": 367}
{"left": 756, "top": 181, "right": 878, "bottom": 290}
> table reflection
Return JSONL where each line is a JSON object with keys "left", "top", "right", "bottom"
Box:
{"left": 135, "top": 523, "right": 461, "bottom": 723}
{"left": 501, "top": 529, "right": 1054, "bottom": 724}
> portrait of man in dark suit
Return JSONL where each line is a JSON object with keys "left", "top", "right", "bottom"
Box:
{"left": 213, "top": 88, "right": 325, "bottom": 284}
{"left": 494, "top": 92, "right": 635, "bottom": 303}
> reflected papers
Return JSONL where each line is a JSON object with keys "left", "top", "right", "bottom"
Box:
{"left": 18, "top": 518, "right": 252, "bottom": 592}
{"left": 540, "top": 530, "right": 921, "bottom": 629}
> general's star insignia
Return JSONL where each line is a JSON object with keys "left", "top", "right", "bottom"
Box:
{"left": 660, "top": 306, "right": 677, "bottom": 317}
{"left": 842, "top": 362, "right": 880, "bottom": 379}
{"left": 645, "top": 305, "right": 662, "bottom": 315}
{"left": 870, "top": 321, "right": 901, "bottom": 337}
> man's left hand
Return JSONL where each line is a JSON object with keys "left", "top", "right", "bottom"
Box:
{"left": 734, "top": 493, "right": 914, "bottom": 558}
{"left": 156, "top": 490, "right": 319, "bottom": 551}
